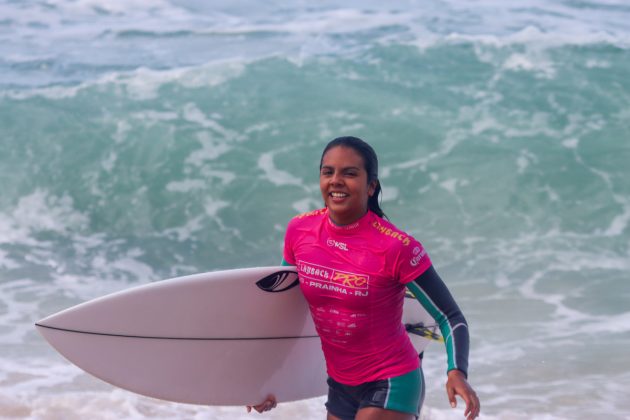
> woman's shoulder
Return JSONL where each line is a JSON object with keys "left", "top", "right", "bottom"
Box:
{"left": 369, "top": 214, "right": 420, "bottom": 252}
{"left": 286, "top": 208, "right": 327, "bottom": 228}
{"left": 368, "top": 214, "right": 430, "bottom": 269}
{"left": 367, "top": 213, "right": 417, "bottom": 248}
{"left": 293, "top": 207, "right": 327, "bottom": 220}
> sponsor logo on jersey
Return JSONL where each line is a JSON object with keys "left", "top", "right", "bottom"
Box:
{"left": 327, "top": 238, "right": 348, "bottom": 251}
{"left": 299, "top": 261, "right": 332, "bottom": 280}
{"left": 371, "top": 220, "right": 412, "bottom": 246}
{"left": 297, "top": 260, "right": 369, "bottom": 297}
{"left": 332, "top": 272, "right": 367, "bottom": 288}
{"left": 410, "top": 248, "right": 427, "bottom": 267}
{"left": 295, "top": 208, "right": 326, "bottom": 219}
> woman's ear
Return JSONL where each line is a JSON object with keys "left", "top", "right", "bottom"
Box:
{"left": 368, "top": 180, "right": 377, "bottom": 197}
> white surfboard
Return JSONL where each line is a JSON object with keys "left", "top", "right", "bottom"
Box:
{"left": 36, "top": 266, "right": 438, "bottom": 406}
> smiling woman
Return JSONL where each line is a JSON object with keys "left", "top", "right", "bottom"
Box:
{"left": 320, "top": 137, "right": 384, "bottom": 225}
{"left": 320, "top": 145, "right": 376, "bottom": 226}
{"left": 249, "top": 137, "right": 480, "bottom": 420}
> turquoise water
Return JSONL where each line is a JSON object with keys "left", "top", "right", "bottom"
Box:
{"left": 1, "top": 1, "right": 629, "bottom": 419}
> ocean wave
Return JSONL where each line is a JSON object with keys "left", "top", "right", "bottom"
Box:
{"left": 2, "top": 0, "right": 630, "bottom": 89}
{"left": 0, "top": 60, "right": 246, "bottom": 100}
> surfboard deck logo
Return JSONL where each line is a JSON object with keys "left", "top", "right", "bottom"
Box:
{"left": 255, "top": 270, "right": 300, "bottom": 292}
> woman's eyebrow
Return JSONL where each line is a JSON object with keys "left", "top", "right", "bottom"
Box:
{"left": 321, "top": 165, "right": 360, "bottom": 170}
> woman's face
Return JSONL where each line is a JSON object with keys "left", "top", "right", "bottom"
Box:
{"left": 320, "top": 146, "right": 376, "bottom": 226}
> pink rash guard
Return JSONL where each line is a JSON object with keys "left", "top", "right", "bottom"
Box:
{"left": 283, "top": 208, "right": 432, "bottom": 385}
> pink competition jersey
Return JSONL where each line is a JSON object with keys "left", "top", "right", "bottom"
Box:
{"left": 283, "top": 208, "right": 432, "bottom": 385}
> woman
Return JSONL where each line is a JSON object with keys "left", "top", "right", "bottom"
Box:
{"left": 249, "top": 136, "right": 480, "bottom": 420}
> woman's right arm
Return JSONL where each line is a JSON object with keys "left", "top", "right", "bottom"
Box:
{"left": 406, "top": 265, "right": 469, "bottom": 376}
{"left": 245, "top": 259, "right": 291, "bottom": 414}
{"left": 406, "top": 266, "right": 480, "bottom": 419}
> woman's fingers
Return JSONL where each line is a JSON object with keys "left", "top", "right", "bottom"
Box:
{"left": 246, "top": 395, "right": 277, "bottom": 414}
{"left": 446, "top": 371, "right": 480, "bottom": 420}
{"left": 462, "top": 390, "right": 480, "bottom": 419}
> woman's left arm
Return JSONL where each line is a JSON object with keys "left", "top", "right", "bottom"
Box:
{"left": 406, "top": 265, "right": 480, "bottom": 420}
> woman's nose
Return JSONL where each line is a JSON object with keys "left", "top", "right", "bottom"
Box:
{"left": 330, "top": 172, "right": 343, "bottom": 185}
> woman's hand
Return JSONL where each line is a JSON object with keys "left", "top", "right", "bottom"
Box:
{"left": 246, "top": 395, "right": 277, "bottom": 414}
{"left": 446, "top": 370, "right": 480, "bottom": 420}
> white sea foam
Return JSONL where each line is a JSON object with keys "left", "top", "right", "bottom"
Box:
{"left": 561, "top": 138, "right": 579, "bottom": 149}
{"left": 439, "top": 179, "right": 458, "bottom": 194}
{"left": 0, "top": 249, "right": 18, "bottom": 270}
{"left": 0, "top": 356, "right": 85, "bottom": 396}
{"left": 585, "top": 59, "right": 612, "bottom": 69}
{"left": 183, "top": 104, "right": 227, "bottom": 136}
{"left": 502, "top": 51, "right": 557, "bottom": 78}
{"left": 382, "top": 129, "right": 464, "bottom": 178}
{"left": 516, "top": 155, "right": 529, "bottom": 174}
{"left": 199, "top": 168, "right": 237, "bottom": 185}
{"left": 44, "top": 249, "right": 157, "bottom": 298}
{"left": 603, "top": 199, "right": 630, "bottom": 237}
{"left": 542, "top": 185, "right": 560, "bottom": 202}
{"left": 1, "top": 60, "right": 246, "bottom": 100}
{"left": 5, "top": 0, "right": 630, "bottom": 50}
{"left": 291, "top": 197, "right": 320, "bottom": 214}
{"left": 100, "top": 151, "right": 117, "bottom": 172}
{"left": 0, "top": 0, "right": 193, "bottom": 51}
{"left": 0, "top": 280, "right": 47, "bottom": 344}
{"left": 207, "top": 8, "right": 410, "bottom": 38}
{"left": 47, "top": 0, "right": 180, "bottom": 16}
{"left": 204, "top": 199, "right": 229, "bottom": 218}
{"left": 441, "top": 23, "right": 630, "bottom": 49}
{"left": 158, "top": 198, "right": 229, "bottom": 242}
{"left": 129, "top": 110, "right": 179, "bottom": 124}
{"left": 0, "top": 378, "right": 515, "bottom": 420}
{"left": 185, "top": 132, "right": 233, "bottom": 166}
{"left": 162, "top": 216, "right": 205, "bottom": 243}
{"left": 15, "top": 190, "right": 88, "bottom": 234}
{"left": 0, "top": 190, "right": 88, "bottom": 246}
{"left": 258, "top": 152, "right": 304, "bottom": 187}
{"left": 183, "top": 4, "right": 630, "bottom": 51}
{"left": 112, "top": 120, "right": 131, "bottom": 144}
{"left": 1, "top": 389, "right": 328, "bottom": 420}
{"left": 103, "top": 252, "right": 155, "bottom": 283}
{"left": 166, "top": 179, "right": 207, "bottom": 193}
{"left": 4, "top": 0, "right": 630, "bottom": 95}
{"left": 381, "top": 186, "right": 399, "bottom": 202}
{"left": 470, "top": 114, "right": 500, "bottom": 136}
{"left": 576, "top": 312, "right": 630, "bottom": 335}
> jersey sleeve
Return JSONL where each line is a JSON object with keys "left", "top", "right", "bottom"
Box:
{"left": 395, "top": 236, "right": 432, "bottom": 284}
{"left": 406, "top": 265, "right": 469, "bottom": 377}
{"left": 282, "top": 218, "right": 297, "bottom": 265}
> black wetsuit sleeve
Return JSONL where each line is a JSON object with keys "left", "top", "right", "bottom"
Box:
{"left": 406, "top": 265, "right": 469, "bottom": 377}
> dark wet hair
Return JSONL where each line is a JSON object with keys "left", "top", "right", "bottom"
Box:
{"left": 319, "top": 136, "right": 387, "bottom": 219}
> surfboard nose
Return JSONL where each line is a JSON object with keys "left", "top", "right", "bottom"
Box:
{"left": 31, "top": 266, "right": 328, "bottom": 405}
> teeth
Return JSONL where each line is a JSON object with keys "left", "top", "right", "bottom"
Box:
{"left": 331, "top": 192, "right": 348, "bottom": 198}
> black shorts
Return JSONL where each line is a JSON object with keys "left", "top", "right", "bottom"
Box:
{"left": 325, "top": 368, "right": 425, "bottom": 420}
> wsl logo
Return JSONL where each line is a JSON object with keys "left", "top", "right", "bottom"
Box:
{"left": 327, "top": 239, "right": 348, "bottom": 251}
{"left": 256, "top": 271, "right": 300, "bottom": 293}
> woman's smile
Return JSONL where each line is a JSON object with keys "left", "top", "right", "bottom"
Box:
{"left": 329, "top": 191, "right": 349, "bottom": 202}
